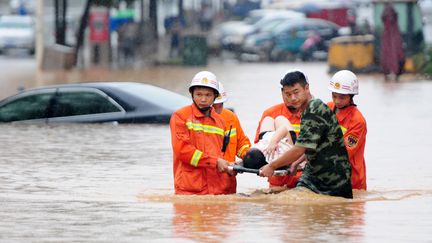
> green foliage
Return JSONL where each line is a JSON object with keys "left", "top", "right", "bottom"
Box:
{"left": 412, "top": 45, "right": 432, "bottom": 76}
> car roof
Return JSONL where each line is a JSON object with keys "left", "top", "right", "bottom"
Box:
{"left": 272, "top": 18, "right": 339, "bottom": 33}
{"left": 1, "top": 82, "right": 191, "bottom": 112}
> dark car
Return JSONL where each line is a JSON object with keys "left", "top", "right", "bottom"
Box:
{"left": 0, "top": 82, "right": 191, "bottom": 124}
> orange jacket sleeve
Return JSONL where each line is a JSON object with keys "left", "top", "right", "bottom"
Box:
{"left": 344, "top": 112, "right": 367, "bottom": 160}
{"left": 232, "top": 113, "right": 251, "bottom": 158}
{"left": 170, "top": 111, "right": 219, "bottom": 169}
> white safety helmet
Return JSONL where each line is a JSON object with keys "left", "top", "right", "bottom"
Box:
{"left": 328, "top": 70, "right": 359, "bottom": 95}
{"left": 214, "top": 82, "right": 228, "bottom": 104}
{"left": 189, "top": 71, "right": 219, "bottom": 95}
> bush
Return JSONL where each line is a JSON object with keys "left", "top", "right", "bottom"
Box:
{"left": 412, "top": 45, "right": 432, "bottom": 77}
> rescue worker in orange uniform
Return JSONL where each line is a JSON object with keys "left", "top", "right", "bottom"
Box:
{"left": 213, "top": 82, "right": 251, "bottom": 193}
{"left": 170, "top": 71, "right": 235, "bottom": 195}
{"left": 327, "top": 70, "right": 367, "bottom": 190}
{"left": 254, "top": 72, "right": 303, "bottom": 190}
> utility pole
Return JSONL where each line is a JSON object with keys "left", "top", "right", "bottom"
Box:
{"left": 35, "top": 0, "right": 44, "bottom": 70}
{"left": 54, "top": 0, "right": 67, "bottom": 45}
{"left": 149, "top": 0, "right": 158, "bottom": 39}
{"left": 178, "top": 0, "right": 184, "bottom": 21}
{"left": 74, "top": 0, "right": 93, "bottom": 66}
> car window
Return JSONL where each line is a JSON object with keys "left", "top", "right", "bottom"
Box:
{"left": 0, "top": 93, "right": 53, "bottom": 122}
{"left": 296, "top": 26, "right": 310, "bottom": 38}
{"left": 50, "top": 91, "right": 122, "bottom": 117}
{"left": 310, "top": 22, "right": 336, "bottom": 37}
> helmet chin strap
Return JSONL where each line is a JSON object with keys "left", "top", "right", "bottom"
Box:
{"left": 338, "top": 103, "right": 357, "bottom": 110}
{"left": 198, "top": 106, "right": 212, "bottom": 113}
{"left": 191, "top": 93, "right": 217, "bottom": 114}
{"left": 193, "top": 101, "right": 212, "bottom": 114}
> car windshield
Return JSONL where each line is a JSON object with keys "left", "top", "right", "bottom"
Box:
{"left": 272, "top": 22, "right": 296, "bottom": 35}
{"left": 115, "top": 83, "right": 190, "bottom": 109}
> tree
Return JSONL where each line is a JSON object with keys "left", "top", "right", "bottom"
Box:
{"left": 54, "top": 0, "right": 67, "bottom": 45}
{"left": 74, "top": 0, "right": 93, "bottom": 66}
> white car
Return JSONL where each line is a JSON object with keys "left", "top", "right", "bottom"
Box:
{"left": 0, "top": 15, "right": 35, "bottom": 55}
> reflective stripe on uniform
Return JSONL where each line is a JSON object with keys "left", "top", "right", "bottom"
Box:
{"left": 225, "top": 128, "right": 237, "bottom": 137}
{"left": 292, "top": 124, "right": 300, "bottom": 133}
{"left": 237, "top": 144, "right": 250, "bottom": 157}
{"left": 340, "top": 125, "right": 347, "bottom": 134}
{"left": 186, "top": 121, "right": 225, "bottom": 136}
{"left": 190, "top": 149, "right": 203, "bottom": 167}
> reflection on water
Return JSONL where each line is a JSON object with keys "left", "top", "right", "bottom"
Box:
{"left": 1, "top": 62, "right": 432, "bottom": 241}
{"left": 146, "top": 191, "right": 366, "bottom": 242}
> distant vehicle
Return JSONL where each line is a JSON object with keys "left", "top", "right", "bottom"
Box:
{"left": 0, "top": 82, "right": 191, "bottom": 124}
{"left": 0, "top": 15, "right": 35, "bottom": 55}
{"left": 9, "top": 0, "right": 35, "bottom": 15}
{"left": 210, "top": 9, "right": 305, "bottom": 53}
{"left": 241, "top": 18, "right": 340, "bottom": 61}
{"left": 231, "top": 0, "right": 261, "bottom": 18}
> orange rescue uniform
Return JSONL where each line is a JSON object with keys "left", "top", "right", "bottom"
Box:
{"left": 219, "top": 108, "right": 251, "bottom": 193}
{"left": 254, "top": 103, "right": 302, "bottom": 188}
{"left": 328, "top": 102, "right": 367, "bottom": 190}
{"left": 170, "top": 104, "right": 234, "bottom": 195}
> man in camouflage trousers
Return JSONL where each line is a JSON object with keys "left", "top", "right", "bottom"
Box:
{"left": 260, "top": 70, "right": 353, "bottom": 199}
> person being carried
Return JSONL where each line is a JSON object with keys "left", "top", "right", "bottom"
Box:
{"left": 242, "top": 115, "right": 306, "bottom": 193}
{"left": 327, "top": 70, "right": 367, "bottom": 190}
{"left": 254, "top": 71, "right": 302, "bottom": 190}
{"left": 259, "top": 70, "right": 353, "bottom": 199}
{"left": 213, "top": 81, "right": 251, "bottom": 193}
{"left": 170, "top": 71, "right": 234, "bottom": 195}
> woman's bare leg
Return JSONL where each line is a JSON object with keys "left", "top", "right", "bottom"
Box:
{"left": 259, "top": 116, "right": 276, "bottom": 133}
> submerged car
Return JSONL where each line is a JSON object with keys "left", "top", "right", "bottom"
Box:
{"left": 0, "top": 15, "right": 35, "bottom": 55}
{"left": 0, "top": 82, "right": 191, "bottom": 124}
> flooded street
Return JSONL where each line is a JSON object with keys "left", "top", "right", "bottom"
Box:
{"left": 1, "top": 59, "right": 432, "bottom": 242}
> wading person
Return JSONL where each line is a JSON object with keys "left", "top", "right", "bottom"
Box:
{"left": 213, "top": 82, "right": 251, "bottom": 193}
{"left": 259, "top": 70, "right": 353, "bottom": 199}
{"left": 170, "top": 71, "right": 234, "bottom": 195}
{"left": 328, "top": 70, "right": 367, "bottom": 190}
{"left": 380, "top": 2, "right": 405, "bottom": 81}
{"left": 244, "top": 115, "right": 306, "bottom": 193}
{"left": 254, "top": 72, "right": 303, "bottom": 190}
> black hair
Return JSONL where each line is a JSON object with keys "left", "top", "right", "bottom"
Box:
{"left": 280, "top": 70, "right": 308, "bottom": 88}
{"left": 243, "top": 148, "right": 288, "bottom": 170}
{"left": 243, "top": 148, "right": 267, "bottom": 169}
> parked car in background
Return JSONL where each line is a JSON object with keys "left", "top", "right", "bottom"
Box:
{"left": 0, "top": 15, "right": 35, "bottom": 55}
{"left": 209, "top": 9, "right": 304, "bottom": 53}
{"left": 0, "top": 82, "right": 191, "bottom": 124}
{"left": 241, "top": 18, "right": 340, "bottom": 61}
{"left": 231, "top": 0, "right": 261, "bottom": 18}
